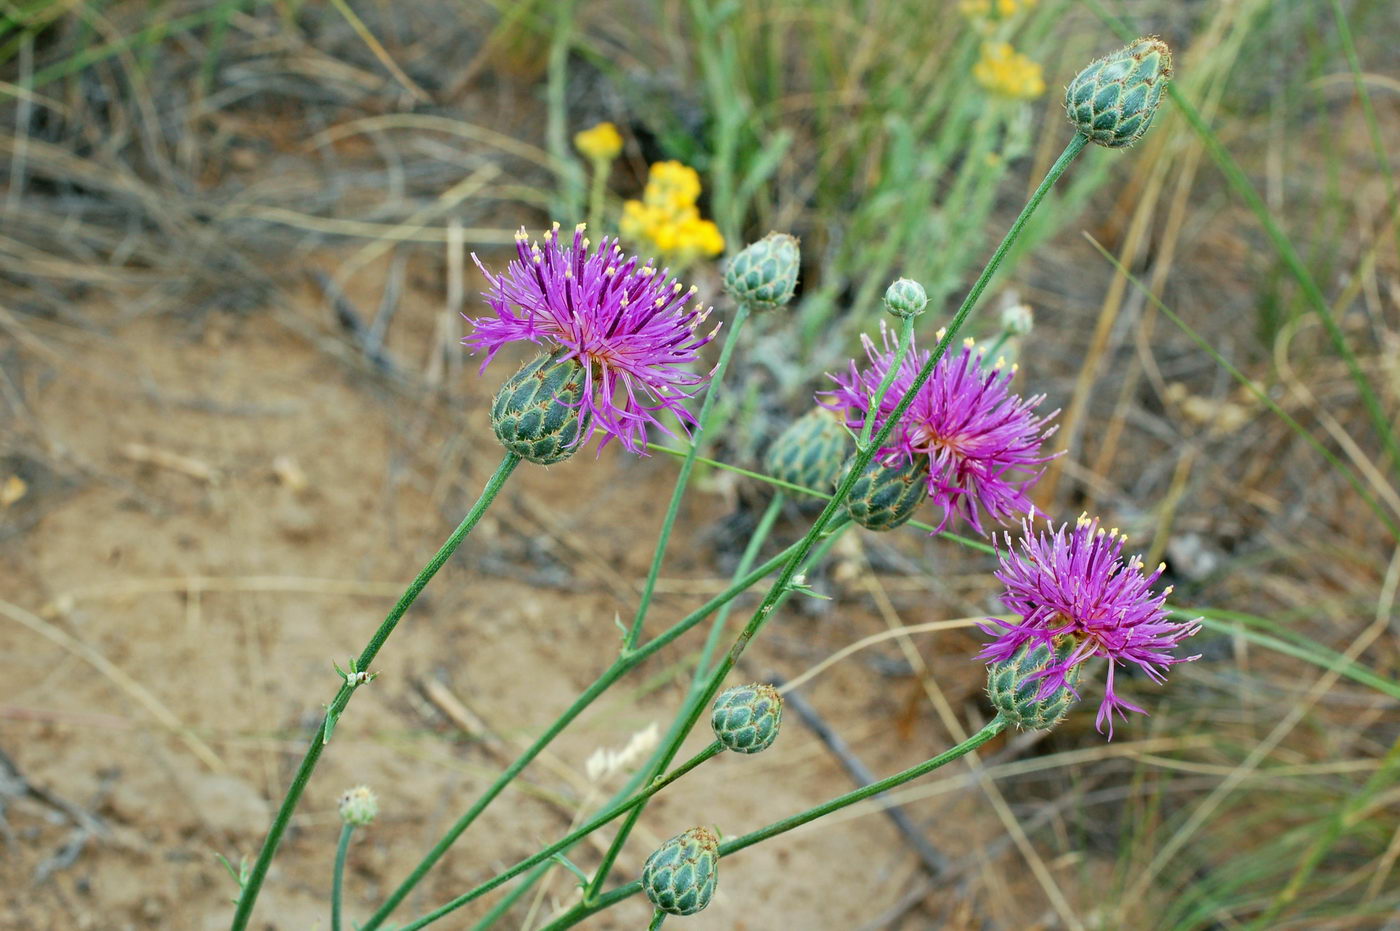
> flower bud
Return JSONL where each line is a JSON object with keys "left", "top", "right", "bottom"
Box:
{"left": 841, "top": 455, "right": 929, "bottom": 531}
{"left": 338, "top": 785, "right": 378, "bottom": 827}
{"left": 723, "top": 232, "right": 800, "bottom": 310}
{"left": 883, "top": 278, "right": 928, "bottom": 319}
{"left": 999, "top": 302, "right": 1033, "bottom": 336}
{"left": 1064, "top": 37, "right": 1172, "bottom": 148}
{"left": 642, "top": 827, "right": 719, "bottom": 916}
{"left": 490, "top": 354, "right": 591, "bottom": 465}
{"left": 764, "top": 407, "right": 852, "bottom": 492}
{"left": 711, "top": 684, "right": 783, "bottom": 754}
{"left": 985, "top": 637, "right": 1082, "bottom": 730}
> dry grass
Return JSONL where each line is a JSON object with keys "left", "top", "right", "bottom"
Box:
{"left": 2, "top": 1, "right": 1398, "bottom": 929}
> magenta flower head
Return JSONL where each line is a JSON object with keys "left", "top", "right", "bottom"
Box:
{"left": 465, "top": 222, "right": 719, "bottom": 455}
{"left": 979, "top": 514, "right": 1202, "bottom": 738}
{"left": 818, "top": 322, "right": 1057, "bottom": 533}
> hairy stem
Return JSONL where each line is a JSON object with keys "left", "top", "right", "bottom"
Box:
{"left": 331, "top": 823, "right": 354, "bottom": 931}
{"left": 546, "top": 718, "right": 1007, "bottom": 929}
{"left": 459, "top": 522, "right": 851, "bottom": 930}
{"left": 230, "top": 452, "right": 521, "bottom": 930}
{"left": 583, "top": 133, "right": 1089, "bottom": 903}
{"left": 857, "top": 311, "right": 916, "bottom": 449}
{"left": 692, "top": 491, "right": 784, "bottom": 684}
{"left": 625, "top": 302, "right": 753, "bottom": 649}
{"left": 585, "top": 158, "right": 608, "bottom": 234}
{"left": 394, "top": 744, "right": 724, "bottom": 931}
{"left": 360, "top": 524, "right": 839, "bottom": 931}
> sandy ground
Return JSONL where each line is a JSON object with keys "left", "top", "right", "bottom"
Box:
{"left": 1, "top": 279, "right": 1034, "bottom": 930}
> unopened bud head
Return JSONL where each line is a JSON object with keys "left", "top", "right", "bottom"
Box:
{"left": 338, "top": 785, "right": 378, "bottom": 826}
{"left": 1065, "top": 37, "right": 1173, "bottom": 148}
{"left": 490, "top": 354, "right": 591, "bottom": 465}
{"left": 642, "top": 827, "right": 719, "bottom": 916}
{"left": 764, "top": 407, "right": 852, "bottom": 492}
{"left": 723, "top": 232, "right": 800, "bottom": 310}
{"left": 883, "top": 278, "right": 928, "bottom": 319}
{"left": 711, "top": 684, "right": 783, "bottom": 754}
{"left": 985, "top": 638, "right": 1082, "bottom": 730}
{"left": 999, "top": 303, "right": 1033, "bottom": 336}
{"left": 841, "top": 454, "right": 929, "bottom": 531}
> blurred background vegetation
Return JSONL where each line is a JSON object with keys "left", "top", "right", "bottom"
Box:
{"left": 2, "top": 0, "right": 1398, "bottom": 928}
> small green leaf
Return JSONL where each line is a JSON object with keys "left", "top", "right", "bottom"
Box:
{"left": 550, "top": 852, "right": 592, "bottom": 887}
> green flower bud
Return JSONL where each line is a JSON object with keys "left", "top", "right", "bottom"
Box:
{"left": 338, "top": 785, "right": 378, "bottom": 827}
{"left": 490, "top": 353, "right": 591, "bottom": 465}
{"left": 1064, "top": 37, "right": 1173, "bottom": 148}
{"left": 841, "top": 454, "right": 929, "bottom": 532}
{"left": 723, "top": 232, "right": 800, "bottom": 310}
{"left": 711, "top": 683, "right": 783, "bottom": 754}
{"left": 642, "top": 827, "right": 719, "bottom": 916}
{"left": 985, "top": 638, "right": 1082, "bottom": 730}
{"left": 764, "top": 407, "right": 852, "bottom": 492}
{"left": 999, "top": 302, "right": 1033, "bottom": 337}
{"left": 883, "top": 278, "right": 928, "bottom": 319}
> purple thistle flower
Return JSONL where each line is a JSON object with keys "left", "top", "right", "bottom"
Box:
{"left": 465, "top": 223, "right": 719, "bottom": 455}
{"left": 978, "top": 514, "right": 1202, "bottom": 738}
{"left": 818, "top": 322, "right": 1058, "bottom": 533}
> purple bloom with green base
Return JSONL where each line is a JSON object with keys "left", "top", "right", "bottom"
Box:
{"left": 819, "top": 322, "right": 1057, "bottom": 533}
{"left": 979, "top": 514, "right": 1202, "bottom": 738}
{"left": 465, "top": 223, "right": 718, "bottom": 455}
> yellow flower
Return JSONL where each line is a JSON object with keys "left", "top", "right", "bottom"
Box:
{"left": 619, "top": 161, "right": 724, "bottom": 267}
{"left": 973, "top": 42, "right": 1046, "bottom": 100}
{"left": 959, "top": 0, "right": 1035, "bottom": 18}
{"left": 643, "top": 160, "right": 703, "bottom": 209}
{"left": 574, "top": 121, "right": 623, "bottom": 161}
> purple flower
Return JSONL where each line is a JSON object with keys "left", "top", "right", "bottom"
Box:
{"left": 979, "top": 515, "right": 1202, "bottom": 738}
{"left": 465, "top": 223, "right": 718, "bottom": 454}
{"left": 818, "top": 323, "right": 1057, "bottom": 533}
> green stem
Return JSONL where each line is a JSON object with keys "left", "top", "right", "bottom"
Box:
{"left": 725, "top": 717, "right": 1005, "bottom": 853}
{"left": 857, "top": 314, "right": 915, "bottom": 450}
{"left": 359, "top": 525, "right": 838, "bottom": 931}
{"left": 468, "top": 872, "right": 535, "bottom": 931}
{"left": 583, "top": 133, "right": 1088, "bottom": 903}
{"left": 230, "top": 452, "right": 521, "bottom": 931}
{"left": 692, "top": 491, "right": 784, "bottom": 684}
{"left": 982, "top": 330, "right": 1011, "bottom": 365}
{"left": 624, "top": 303, "right": 753, "bottom": 650}
{"left": 546, "top": 719, "right": 1007, "bottom": 929}
{"left": 332, "top": 823, "right": 354, "bottom": 931}
{"left": 462, "top": 522, "right": 849, "bottom": 930}
{"left": 648, "top": 910, "right": 667, "bottom": 931}
{"left": 546, "top": 0, "right": 585, "bottom": 219}
{"left": 688, "top": 0, "right": 743, "bottom": 244}
{"left": 585, "top": 157, "right": 609, "bottom": 233}
{"left": 644, "top": 442, "right": 993, "bottom": 552}
{"left": 587, "top": 522, "right": 850, "bottom": 897}
{"left": 394, "top": 744, "right": 724, "bottom": 931}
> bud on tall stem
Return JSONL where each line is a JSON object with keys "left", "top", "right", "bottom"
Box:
{"left": 1065, "top": 37, "right": 1173, "bottom": 148}
{"left": 723, "top": 232, "right": 800, "bottom": 310}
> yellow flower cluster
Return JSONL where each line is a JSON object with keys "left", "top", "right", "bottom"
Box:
{"left": 973, "top": 42, "right": 1046, "bottom": 100}
{"left": 574, "top": 121, "right": 623, "bottom": 162}
{"left": 959, "top": 0, "right": 1036, "bottom": 19}
{"left": 620, "top": 161, "right": 724, "bottom": 266}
